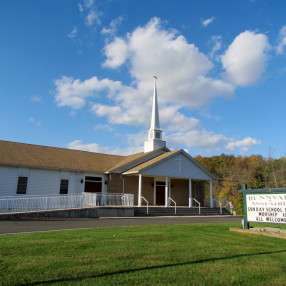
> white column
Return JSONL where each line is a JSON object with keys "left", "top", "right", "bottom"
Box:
{"left": 189, "top": 179, "right": 192, "bottom": 208}
{"left": 165, "top": 176, "right": 169, "bottom": 207}
{"left": 209, "top": 180, "right": 214, "bottom": 208}
{"left": 101, "top": 176, "right": 107, "bottom": 205}
{"left": 138, "top": 174, "right": 142, "bottom": 207}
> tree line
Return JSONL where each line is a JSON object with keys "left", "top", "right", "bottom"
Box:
{"left": 195, "top": 154, "right": 286, "bottom": 214}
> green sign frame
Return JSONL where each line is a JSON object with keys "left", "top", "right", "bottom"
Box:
{"left": 239, "top": 188, "right": 286, "bottom": 229}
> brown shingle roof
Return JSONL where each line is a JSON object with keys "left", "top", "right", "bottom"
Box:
{"left": 124, "top": 150, "right": 179, "bottom": 174}
{"left": 0, "top": 140, "right": 125, "bottom": 173}
{"left": 107, "top": 146, "right": 170, "bottom": 173}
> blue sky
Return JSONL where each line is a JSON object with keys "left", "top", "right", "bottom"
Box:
{"left": 1, "top": 0, "right": 286, "bottom": 157}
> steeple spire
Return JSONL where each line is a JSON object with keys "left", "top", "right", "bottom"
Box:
{"left": 150, "top": 75, "right": 160, "bottom": 131}
{"left": 144, "top": 75, "right": 166, "bottom": 153}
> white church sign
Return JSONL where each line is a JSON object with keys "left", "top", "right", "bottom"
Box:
{"left": 240, "top": 189, "right": 286, "bottom": 228}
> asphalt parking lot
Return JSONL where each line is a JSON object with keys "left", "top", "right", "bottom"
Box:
{"left": 0, "top": 216, "right": 242, "bottom": 235}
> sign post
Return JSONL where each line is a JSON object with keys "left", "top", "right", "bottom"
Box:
{"left": 240, "top": 188, "right": 286, "bottom": 229}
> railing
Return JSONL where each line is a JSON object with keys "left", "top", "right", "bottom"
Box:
{"left": 0, "top": 192, "right": 134, "bottom": 214}
{"left": 192, "top": 198, "right": 201, "bottom": 214}
{"left": 169, "top": 197, "right": 177, "bottom": 214}
{"left": 213, "top": 199, "right": 222, "bottom": 214}
{"left": 141, "top": 196, "right": 149, "bottom": 214}
{"left": 219, "top": 198, "right": 234, "bottom": 214}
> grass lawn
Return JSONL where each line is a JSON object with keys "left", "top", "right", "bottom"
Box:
{"left": 1, "top": 223, "right": 286, "bottom": 286}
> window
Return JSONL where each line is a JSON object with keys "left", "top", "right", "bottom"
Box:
{"left": 17, "top": 176, "right": 28, "bottom": 194}
{"left": 85, "top": 176, "right": 102, "bottom": 182}
{"left": 84, "top": 176, "right": 102, "bottom": 193}
{"left": 60, "top": 179, "right": 69, "bottom": 195}
{"left": 155, "top": 131, "right": 161, "bottom": 139}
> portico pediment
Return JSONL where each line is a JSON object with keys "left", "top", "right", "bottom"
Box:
{"left": 124, "top": 150, "right": 216, "bottom": 181}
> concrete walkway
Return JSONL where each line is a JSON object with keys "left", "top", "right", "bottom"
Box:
{"left": 0, "top": 216, "right": 242, "bottom": 235}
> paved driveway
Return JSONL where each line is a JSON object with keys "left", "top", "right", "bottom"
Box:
{"left": 0, "top": 216, "right": 242, "bottom": 235}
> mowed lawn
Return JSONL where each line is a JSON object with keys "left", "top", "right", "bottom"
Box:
{"left": 1, "top": 223, "right": 286, "bottom": 286}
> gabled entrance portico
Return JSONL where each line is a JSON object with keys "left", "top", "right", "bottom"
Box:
{"left": 123, "top": 150, "right": 217, "bottom": 208}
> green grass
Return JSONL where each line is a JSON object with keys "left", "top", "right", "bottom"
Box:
{"left": 1, "top": 223, "right": 286, "bottom": 286}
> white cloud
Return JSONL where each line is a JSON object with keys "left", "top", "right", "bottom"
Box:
{"left": 225, "top": 137, "right": 260, "bottom": 151}
{"left": 54, "top": 76, "right": 122, "bottom": 109}
{"left": 103, "top": 37, "right": 129, "bottom": 68}
{"left": 28, "top": 117, "right": 41, "bottom": 127}
{"left": 103, "top": 17, "right": 234, "bottom": 108}
{"left": 67, "top": 139, "right": 142, "bottom": 155}
{"left": 31, "top": 96, "right": 41, "bottom": 102}
{"left": 221, "top": 30, "right": 270, "bottom": 86}
{"left": 79, "top": 0, "right": 95, "bottom": 12}
{"left": 78, "top": 0, "right": 102, "bottom": 28}
{"left": 85, "top": 10, "right": 101, "bottom": 27}
{"left": 277, "top": 25, "right": 286, "bottom": 55}
{"left": 202, "top": 17, "right": 215, "bottom": 27}
{"left": 54, "top": 18, "right": 263, "bottom": 154}
{"left": 94, "top": 124, "right": 113, "bottom": 132}
{"left": 101, "top": 16, "right": 123, "bottom": 38}
{"left": 68, "top": 26, "right": 78, "bottom": 38}
{"left": 209, "top": 35, "right": 222, "bottom": 60}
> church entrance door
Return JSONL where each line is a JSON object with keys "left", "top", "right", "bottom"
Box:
{"left": 155, "top": 182, "right": 165, "bottom": 205}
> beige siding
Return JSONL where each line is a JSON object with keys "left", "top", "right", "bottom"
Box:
{"left": 170, "top": 179, "right": 189, "bottom": 206}
{"left": 107, "top": 174, "right": 123, "bottom": 193}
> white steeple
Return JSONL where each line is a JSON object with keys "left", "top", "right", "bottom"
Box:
{"left": 144, "top": 75, "right": 166, "bottom": 153}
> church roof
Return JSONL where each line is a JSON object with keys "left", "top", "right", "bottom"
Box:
{"left": 0, "top": 140, "right": 171, "bottom": 174}
{"left": 0, "top": 140, "right": 216, "bottom": 180}
{"left": 0, "top": 140, "right": 125, "bottom": 173}
{"left": 107, "top": 146, "right": 170, "bottom": 173}
{"left": 124, "top": 150, "right": 179, "bottom": 174}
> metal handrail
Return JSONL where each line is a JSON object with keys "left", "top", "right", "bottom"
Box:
{"left": 213, "top": 199, "right": 222, "bottom": 214}
{"left": 169, "top": 197, "right": 177, "bottom": 214}
{"left": 192, "top": 198, "right": 201, "bottom": 214}
{"left": 141, "top": 196, "right": 149, "bottom": 215}
{"left": 229, "top": 201, "right": 234, "bottom": 214}
{"left": 220, "top": 198, "right": 234, "bottom": 214}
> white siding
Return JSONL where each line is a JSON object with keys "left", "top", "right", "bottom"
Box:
{"left": 0, "top": 165, "right": 98, "bottom": 197}
{"left": 0, "top": 166, "right": 18, "bottom": 196}
{"left": 141, "top": 153, "right": 213, "bottom": 180}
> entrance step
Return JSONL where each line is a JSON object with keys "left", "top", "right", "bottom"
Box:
{"left": 134, "top": 207, "right": 231, "bottom": 216}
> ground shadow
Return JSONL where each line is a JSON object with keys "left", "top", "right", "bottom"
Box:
{"left": 26, "top": 249, "right": 286, "bottom": 285}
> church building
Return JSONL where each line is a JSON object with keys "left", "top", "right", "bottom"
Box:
{"left": 0, "top": 76, "right": 216, "bottom": 209}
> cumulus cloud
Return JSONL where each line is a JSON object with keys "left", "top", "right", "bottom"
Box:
{"left": 221, "top": 31, "right": 270, "bottom": 86}
{"left": 103, "top": 17, "right": 234, "bottom": 108}
{"left": 202, "top": 17, "right": 215, "bottom": 27}
{"left": 277, "top": 25, "right": 286, "bottom": 55}
{"left": 54, "top": 18, "right": 263, "bottom": 154}
{"left": 225, "top": 137, "right": 260, "bottom": 151}
{"left": 54, "top": 76, "right": 122, "bottom": 109}
{"left": 103, "top": 37, "right": 129, "bottom": 68}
